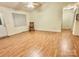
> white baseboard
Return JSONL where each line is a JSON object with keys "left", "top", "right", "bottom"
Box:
{"left": 35, "top": 28, "right": 61, "bottom": 32}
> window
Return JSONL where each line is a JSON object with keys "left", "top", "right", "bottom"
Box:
{"left": 13, "top": 13, "right": 26, "bottom": 27}
{"left": 0, "top": 18, "right": 2, "bottom": 25}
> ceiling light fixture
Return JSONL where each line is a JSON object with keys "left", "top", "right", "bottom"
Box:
{"left": 23, "top": 2, "right": 42, "bottom": 10}
{"left": 27, "top": 2, "right": 35, "bottom": 9}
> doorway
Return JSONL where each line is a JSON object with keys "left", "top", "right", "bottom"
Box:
{"left": 0, "top": 14, "right": 8, "bottom": 38}
{"left": 62, "top": 7, "right": 76, "bottom": 32}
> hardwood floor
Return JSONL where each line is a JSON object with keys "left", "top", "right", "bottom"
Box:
{"left": 0, "top": 30, "right": 79, "bottom": 57}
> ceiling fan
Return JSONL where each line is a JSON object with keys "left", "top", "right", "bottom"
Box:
{"left": 22, "top": 2, "right": 42, "bottom": 11}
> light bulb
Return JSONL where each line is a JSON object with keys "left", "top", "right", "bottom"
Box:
{"left": 27, "top": 2, "right": 35, "bottom": 9}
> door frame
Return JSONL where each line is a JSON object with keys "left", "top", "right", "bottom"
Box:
{"left": 0, "top": 13, "right": 5, "bottom": 27}
{"left": 0, "top": 13, "right": 8, "bottom": 37}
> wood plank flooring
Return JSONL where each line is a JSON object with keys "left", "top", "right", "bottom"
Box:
{"left": 0, "top": 30, "right": 79, "bottom": 57}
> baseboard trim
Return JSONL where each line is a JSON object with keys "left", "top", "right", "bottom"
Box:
{"left": 0, "top": 36, "right": 9, "bottom": 39}
{"left": 35, "top": 28, "right": 61, "bottom": 32}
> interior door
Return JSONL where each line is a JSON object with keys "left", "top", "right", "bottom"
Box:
{"left": 0, "top": 14, "right": 7, "bottom": 37}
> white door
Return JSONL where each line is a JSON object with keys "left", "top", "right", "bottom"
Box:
{"left": 0, "top": 14, "right": 7, "bottom": 37}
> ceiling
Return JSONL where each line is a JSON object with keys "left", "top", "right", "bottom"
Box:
{"left": 0, "top": 2, "right": 19, "bottom": 8}
{"left": 0, "top": 2, "right": 76, "bottom": 11}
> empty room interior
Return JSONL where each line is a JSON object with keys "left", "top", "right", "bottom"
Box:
{"left": 0, "top": 2, "right": 79, "bottom": 57}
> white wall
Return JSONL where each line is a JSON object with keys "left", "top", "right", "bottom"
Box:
{"left": 0, "top": 8, "right": 8, "bottom": 37}
{"left": 31, "top": 3, "right": 64, "bottom": 32}
{"left": 0, "top": 26, "right": 7, "bottom": 37}
{"left": 73, "top": 20, "right": 79, "bottom": 35}
{"left": 0, "top": 7, "right": 29, "bottom": 36}
{"left": 73, "top": 8, "right": 79, "bottom": 36}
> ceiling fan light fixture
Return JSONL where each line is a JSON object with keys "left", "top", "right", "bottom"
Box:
{"left": 27, "top": 2, "right": 35, "bottom": 9}
{"left": 23, "top": 2, "right": 42, "bottom": 10}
